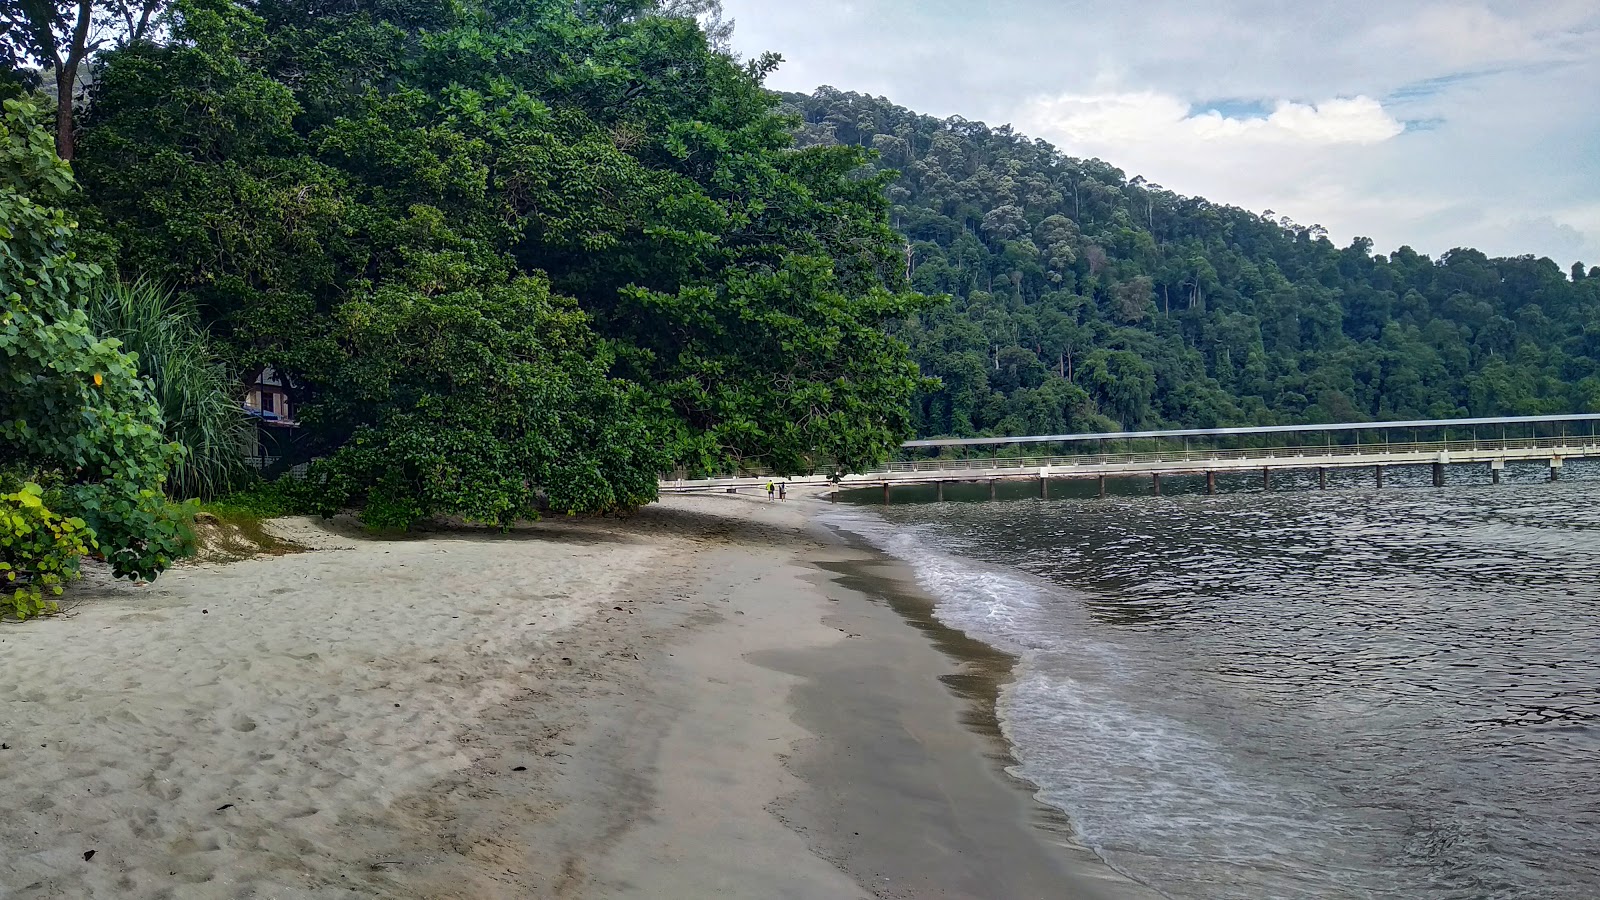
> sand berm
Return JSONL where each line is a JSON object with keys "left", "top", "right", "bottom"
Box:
{"left": 0, "top": 493, "right": 1158, "bottom": 899}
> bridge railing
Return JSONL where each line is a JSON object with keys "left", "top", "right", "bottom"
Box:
{"left": 876, "top": 438, "right": 1595, "bottom": 474}
{"left": 668, "top": 437, "right": 1600, "bottom": 482}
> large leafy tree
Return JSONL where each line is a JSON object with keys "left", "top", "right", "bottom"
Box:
{"left": 72, "top": 0, "right": 930, "bottom": 525}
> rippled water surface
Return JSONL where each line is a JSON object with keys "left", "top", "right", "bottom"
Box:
{"left": 828, "top": 462, "right": 1600, "bottom": 898}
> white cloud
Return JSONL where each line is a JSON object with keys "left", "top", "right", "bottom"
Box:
{"left": 1014, "top": 91, "right": 1412, "bottom": 254}
{"left": 1022, "top": 92, "right": 1404, "bottom": 147}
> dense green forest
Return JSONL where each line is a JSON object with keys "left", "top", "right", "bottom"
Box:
{"left": 3, "top": 0, "right": 926, "bottom": 544}
{"left": 781, "top": 88, "right": 1600, "bottom": 438}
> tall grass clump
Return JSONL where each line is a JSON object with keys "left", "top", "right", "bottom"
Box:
{"left": 85, "top": 278, "right": 250, "bottom": 500}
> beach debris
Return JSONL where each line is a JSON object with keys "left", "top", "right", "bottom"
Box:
{"left": 216, "top": 804, "right": 234, "bottom": 811}
{"left": 512, "top": 766, "right": 527, "bottom": 772}
{"left": 82, "top": 851, "right": 95, "bottom": 862}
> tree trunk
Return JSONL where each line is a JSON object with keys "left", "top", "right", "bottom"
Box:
{"left": 54, "top": 0, "right": 95, "bottom": 161}
{"left": 55, "top": 68, "right": 76, "bottom": 161}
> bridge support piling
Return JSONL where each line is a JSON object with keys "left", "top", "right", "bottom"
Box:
{"left": 883, "top": 482, "right": 891, "bottom": 505}
{"left": 1206, "top": 471, "right": 1216, "bottom": 495}
{"left": 1375, "top": 465, "right": 1385, "bottom": 489}
{"left": 989, "top": 479, "right": 997, "bottom": 501}
{"left": 1491, "top": 459, "right": 1503, "bottom": 484}
{"left": 1318, "top": 467, "right": 1327, "bottom": 490}
{"left": 1098, "top": 475, "right": 1107, "bottom": 498}
{"left": 1152, "top": 473, "right": 1161, "bottom": 496}
{"left": 1432, "top": 462, "right": 1445, "bottom": 487}
{"left": 1550, "top": 458, "right": 1563, "bottom": 482}
{"left": 1263, "top": 467, "right": 1272, "bottom": 491}
{"left": 1040, "top": 477, "right": 1049, "bottom": 500}
{"left": 936, "top": 481, "right": 945, "bottom": 502}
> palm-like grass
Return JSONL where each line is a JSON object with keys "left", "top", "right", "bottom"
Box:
{"left": 86, "top": 279, "right": 250, "bottom": 500}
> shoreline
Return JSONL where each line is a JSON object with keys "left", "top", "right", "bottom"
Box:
{"left": 0, "top": 493, "right": 1153, "bottom": 898}
{"left": 773, "top": 513, "right": 1156, "bottom": 899}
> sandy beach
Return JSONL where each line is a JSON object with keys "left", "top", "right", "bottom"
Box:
{"left": 0, "top": 493, "right": 1153, "bottom": 899}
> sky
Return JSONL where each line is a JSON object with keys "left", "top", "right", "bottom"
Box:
{"left": 720, "top": 0, "right": 1600, "bottom": 267}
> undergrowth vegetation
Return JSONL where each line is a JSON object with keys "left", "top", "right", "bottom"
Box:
{"left": 1, "top": 97, "right": 194, "bottom": 608}
{"left": 0, "top": 483, "right": 94, "bottom": 619}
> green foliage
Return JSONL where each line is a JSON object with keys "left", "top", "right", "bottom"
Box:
{"left": 67, "top": 0, "right": 930, "bottom": 528}
{"left": 781, "top": 89, "right": 1600, "bottom": 435}
{"left": 625, "top": 255, "right": 930, "bottom": 475}
{"left": 302, "top": 273, "right": 665, "bottom": 529}
{"left": 0, "top": 96, "right": 191, "bottom": 581}
{"left": 0, "top": 482, "right": 94, "bottom": 619}
{"left": 203, "top": 477, "right": 304, "bottom": 521}
{"left": 85, "top": 277, "right": 250, "bottom": 499}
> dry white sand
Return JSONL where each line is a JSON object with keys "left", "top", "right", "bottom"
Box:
{"left": 0, "top": 493, "right": 1150, "bottom": 899}
{"left": 0, "top": 496, "right": 865, "bottom": 898}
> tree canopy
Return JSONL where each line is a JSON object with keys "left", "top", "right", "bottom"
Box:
{"left": 64, "top": 0, "right": 928, "bottom": 525}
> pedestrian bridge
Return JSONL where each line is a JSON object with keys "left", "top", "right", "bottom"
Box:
{"left": 659, "top": 413, "right": 1600, "bottom": 501}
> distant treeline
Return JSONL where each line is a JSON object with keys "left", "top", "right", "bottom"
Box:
{"left": 781, "top": 88, "right": 1600, "bottom": 438}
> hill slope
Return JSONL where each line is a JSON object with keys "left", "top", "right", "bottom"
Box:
{"left": 781, "top": 88, "right": 1600, "bottom": 437}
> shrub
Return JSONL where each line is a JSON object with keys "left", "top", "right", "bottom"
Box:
{"left": 204, "top": 477, "right": 308, "bottom": 521}
{"left": 0, "top": 483, "right": 95, "bottom": 620}
{"left": 0, "top": 97, "right": 192, "bottom": 582}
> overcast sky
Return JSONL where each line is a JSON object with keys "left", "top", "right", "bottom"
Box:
{"left": 721, "top": 0, "right": 1600, "bottom": 268}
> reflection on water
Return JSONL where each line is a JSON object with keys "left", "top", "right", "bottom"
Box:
{"left": 830, "top": 461, "right": 1600, "bottom": 899}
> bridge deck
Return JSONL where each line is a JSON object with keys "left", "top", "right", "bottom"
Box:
{"left": 661, "top": 438, "right": 1600, "bottom": 493}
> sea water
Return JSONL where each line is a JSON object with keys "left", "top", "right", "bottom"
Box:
{"left": 825, "top": 460, "right": 1600, "bottom": 898}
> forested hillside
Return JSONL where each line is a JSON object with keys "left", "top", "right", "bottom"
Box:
{"left": 781, "top": 89, "right": 1600, "bottom": 438}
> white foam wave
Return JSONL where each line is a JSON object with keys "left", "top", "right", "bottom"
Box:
{"left": 822, "top": 508, "right": 1377, "bottom": 898}
{"left": 822, "top": 509, "right": 1084, "bottom": 653}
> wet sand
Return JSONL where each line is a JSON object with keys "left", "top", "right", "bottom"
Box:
{"left": 765, "top": 531, "right": 1157, "bottom": 900}
{"left": 0, "top": 493, "right": 1154, "bottom": 898}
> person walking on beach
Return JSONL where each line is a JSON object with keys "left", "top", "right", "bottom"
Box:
{"left": 766, "top": 480, "right": 775, "bottom": 500}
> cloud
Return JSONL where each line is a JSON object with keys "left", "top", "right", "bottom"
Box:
{"left": 1372, "top": 1, "right": 1599, "bottom": 70}
{"left": 1022, "top": 92, "right": 1405, "bottom": 148}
